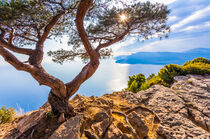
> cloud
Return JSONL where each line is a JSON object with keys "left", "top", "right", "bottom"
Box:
{"left": 119, "top": 0, "right": 177, "bottom": 6}
{"left": 148, "top": 0, "right": 177, "bottom": 5}
{"left": 112, "top": 37, "right": 136, "bottom": 56}
{"left": 171, "top": 6, "right": 210, "bottom": 31}
{"left": 180, "top": 21, "right": 210, "bottom": 32}
{"left": 168, "top": 16, "right": 179, "bottom": 23}
{"left": 134, "top": 34, "right": 210, "bottom": 52}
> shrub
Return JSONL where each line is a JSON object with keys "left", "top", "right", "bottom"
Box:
{"left": 0, "top": 106, "right": 15, "bottom": 124}
{"left": 158, "top": 64, "right": 185, "bottom": 84}
{"left": 182, "top": 63, "right": 210, "bottom": 75}
{"left": 127, "top": 73, "right": 146, "bottom": 93}
{"left": 140, "top": 75, "right": 168, "bottom": 90}
{"left": 183, "top": 57, "right": 210, "bottom": 66}
{"left": 146, "top": 73, "right": 155, "bottom": 81}
{"left": 127, "top": 58, "right": 210, "bottom": 93}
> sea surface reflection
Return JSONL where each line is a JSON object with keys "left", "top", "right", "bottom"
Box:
{"left": 0, "top": 59, "right": 163, "bottom": 111}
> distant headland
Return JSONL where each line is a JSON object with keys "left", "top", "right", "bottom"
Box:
{"left": 115, "top": 48, "right": 210, "bottom": 65}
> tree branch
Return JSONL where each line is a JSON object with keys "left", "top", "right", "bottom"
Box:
{"left": 95, "top": 29, "right": 129, "bottom": 52}
{"left": 64, "top": 0, "right": 103, "bottom": 98}
{"left": 8, "top": 28, "right": 15, "bottom": 45}
{"left": 28, "top": 11, "right": 67, "bottom": 66}
{"left": 75, "top": 0, "right": 99, "bottom": 60}
{"left": 38, "top": 11, "right": 67, "bottom": 45}
{"left": 65, "top": 59, "right": 100, "bottom": 98}
{"left": 0, "top": 37, "right": 34, "bottom": 55}
{"left": 0, "top": 46, "right": 33, "bottom": 71}
{"left": 0, "top": 27, "right": 34, "bottom": 55}
{"left": 0, "top": 46, "right": 66, "bottom": 98}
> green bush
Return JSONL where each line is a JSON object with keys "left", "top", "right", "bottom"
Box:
{"left": 0, "top": 106, "right": 15, "bottom": 124}
{"left": 127, "top": 58, "right": 210, "bottom": 93}
{"left": 127, "top": 73, "right": 146, "bottom": 93}
{"left": 140, "top": 75, "right": 168, "bottom": 90}
{"left": 146, "top": 73, "right": 155, "bottom": 81}
{"left": 158, "top": 64, "right": 185, "bottom": 84}
{"left": 183, "top": 57, "right": 210, "bottom": 66}
{"left": 182, "top": 63, "right": 210, "bottom": 75}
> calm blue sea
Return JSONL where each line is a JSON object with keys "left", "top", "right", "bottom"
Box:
{"left": 0, "top": 59, "right": 163, "bottom": 112}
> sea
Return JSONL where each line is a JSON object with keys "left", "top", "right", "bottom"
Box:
{"left": 0, "top": 58, "right": 163, "bottom": 112}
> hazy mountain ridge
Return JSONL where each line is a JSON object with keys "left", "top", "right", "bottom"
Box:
{"left": 115, "top": 48, "right": 210, "bottom": 65}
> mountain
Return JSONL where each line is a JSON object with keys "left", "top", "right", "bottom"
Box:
{"left": 115, "top": 48, "right": 210, "bottom": 65}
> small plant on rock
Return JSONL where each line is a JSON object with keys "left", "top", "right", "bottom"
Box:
{"left": 127, "top": 74, "right": 146, "bottom": 93}
{"left": 0, "top": 106, "right": 15, "bottom": 124}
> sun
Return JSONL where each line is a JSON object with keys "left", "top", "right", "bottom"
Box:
{"left": 120, "top": 14, "right": 128, "bottom": 22}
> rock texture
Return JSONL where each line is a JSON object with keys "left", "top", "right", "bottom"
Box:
{"left": 0, "top": 74, "right": 209, "bottom": 139}
{"left": 122, "top": 74, "right": 210, "bottom": 138}
{"left": 49, "top": 115, "right": 83, "bottom": 139}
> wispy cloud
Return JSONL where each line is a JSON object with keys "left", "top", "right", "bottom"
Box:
{"left": 171, "top": 6, "right": 210, "bottom": 31}
{"left": 113, "top": 37, "right": 136, "bottom": 56}
{"left": 180, "top": 21, "right": 210, "bottom": 32}
{"left": 148, "top": 0, "right": 177, "bottom": 5}
{"left": 168, "top": 15, "right": 179, "bottom": 23}
{"left": 133, "top": 33, "right": 210, "bottom": 53}
{"left": 121, "top": 0, "right": 177, "bottom": 5}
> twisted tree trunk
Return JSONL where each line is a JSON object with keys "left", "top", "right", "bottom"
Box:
{"left": 0, "top": 0, "right": 129, "bottom": 118}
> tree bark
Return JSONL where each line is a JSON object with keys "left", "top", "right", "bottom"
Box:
{"left": 48, "top": 90, "right": 75, "bottom": 117}
{"left": 0, "top": 0, "right": 105, "bottom": 117}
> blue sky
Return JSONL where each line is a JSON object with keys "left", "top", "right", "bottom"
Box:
{"left": 114, "top": 0, "right": 210, "bottom": 55}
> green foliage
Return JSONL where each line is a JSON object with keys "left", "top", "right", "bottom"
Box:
{"left": 0, "top": 106, "right": 15, "bottom": 124}
{"left": 1, "top": 0, "right": 170, "bottom": 63}
{"left": 158, "top": 64, "right": 185, "bottom": 84}
{"left": 127, "top": 58, "right": 210, "bottom": 93}
{"left": 146, "top": 73, "right": 155, "bottom": 81}
{"left": 182, "top": 58, "right": 210, "bottom": 75}
{"left": 140, "top": 75, "right": 168, "bottom": 90}
{"left": 128, "top": 80, "right": 139, "bottom": 93}
{"left": 0, "top": 0, "right": 75, "bottom": 46}
{"left": 48, "top": 1, "right": 170, "bottom": 63}
{"left": 182, "top": 63, "right": 210, "bottom": 75}
{"left": 183, "top": 57, "right": 210, "bottom": 66}
{"left": 127, "top": 73, "right": 146, "bottom": 93}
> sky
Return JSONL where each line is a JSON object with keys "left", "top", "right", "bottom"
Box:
{"left": 114, "top": 0, "right": 210, "bottom": 56}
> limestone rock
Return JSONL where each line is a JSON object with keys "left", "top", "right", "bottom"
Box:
{"left": 123, "top": 75, "right": 210, "bottom": 138}
{"left": 93, "top": 112, "right": 109, "bottom": 122}
{"left": 49, "top": 115, "right": 83, "bottom": 139}
{"left": 84, "top": 130, "right": 99, "bottom": 139}
{"left": 92, "top": 118, "right": 110, "bottom": 137}
{"left": 17, "top": 110, "right": 45, "bottom": 134}
{"left": 128, "top": 111, "right": 149, "bottom": 138}
{"left": 174, "top": 76, "right": 188, "bottom": 82}
{"left": 104, "top": 124, "right": 123, "bottom": 139}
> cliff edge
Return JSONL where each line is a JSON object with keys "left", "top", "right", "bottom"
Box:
{"left": 0, "top": 74, "right": 210, "bottom": 139}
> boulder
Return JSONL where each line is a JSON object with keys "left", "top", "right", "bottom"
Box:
{"left": 17, "top": 110, "right": 45, "bottom": 134}
{"left": 104, "top": 124, "right": 123, "bottom": 139}
{"left": 93, "top": 112, "right": 109, "bottom": 122}
{"left": 174, "top": 76, "right": 189, "bottom": 82}
{"left": 127, "top": 112, "right": 149, "bottom": 138}
{"left": 49, "top": 115, "right": 83, "bottom": 139}
{"left": 92, "top": 118, "right": 110, "bottom": 137}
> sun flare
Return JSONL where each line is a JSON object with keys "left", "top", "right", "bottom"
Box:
{"left": 120, "top": 14, "right": 128, "bottom": 22}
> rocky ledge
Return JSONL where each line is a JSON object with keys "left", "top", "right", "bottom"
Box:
{"left": 0, "top": 74, "right": 210, "bottom": 139}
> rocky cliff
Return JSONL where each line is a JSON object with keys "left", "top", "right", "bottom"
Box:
{"left": 0, "top": 74, "right": 210, "bottom": 139}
